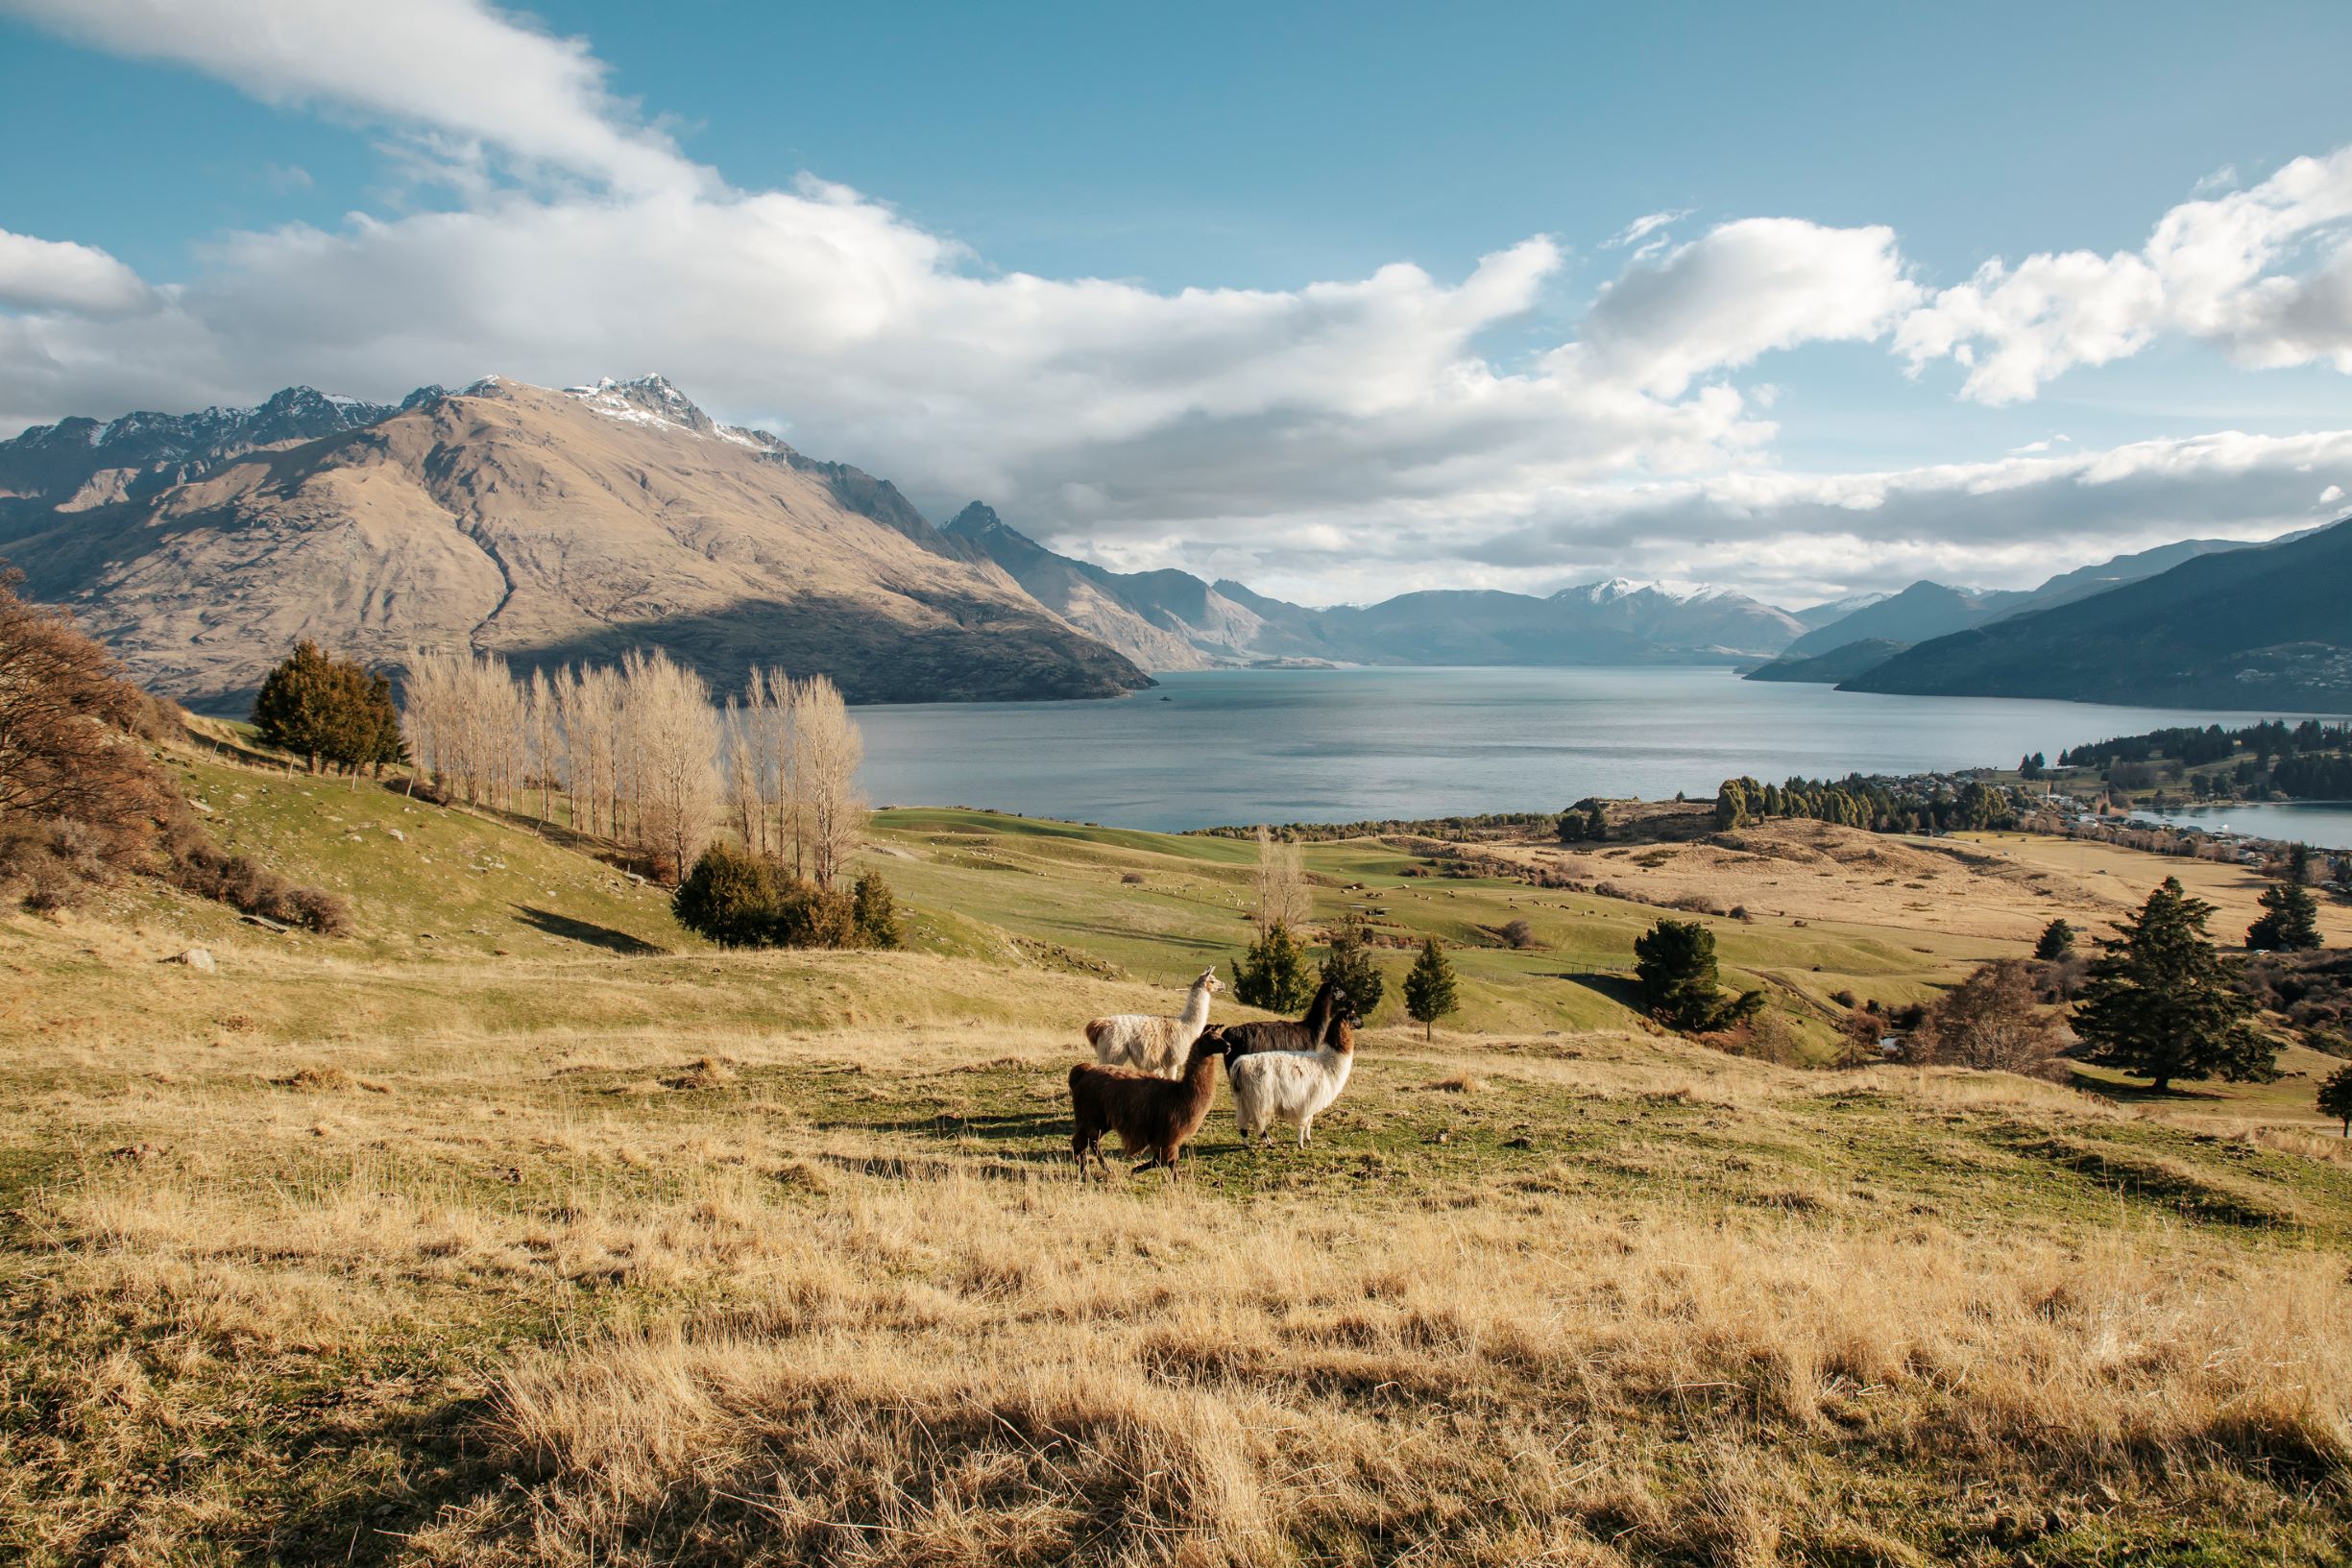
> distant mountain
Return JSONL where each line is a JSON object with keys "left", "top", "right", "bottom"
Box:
{"left": 1790, "top": 591, "right": 1890, "bottom": 632}
{"left": 943, "top": 504, "right": 1272, "bottom": 669}
{"left": 1777, "top": 582, "right": 2019, "bottom": 661}
{"left": 1843, "top": 519, "right": 2352, "bottom": 707}
{"left": 0, "top": 384, "right": 427, "bottom": 541}
{"left": 946, "top": 513, "right": 1806, "bottom": 668}
{"left": 1, "top": 376, "right": 1149, "bottom": 709}
{"left": 1779, "top": 537, "right": 2271, "bottom": 663}
{"left": 1743, "top": 638, "right": 1912, "bottom": 685}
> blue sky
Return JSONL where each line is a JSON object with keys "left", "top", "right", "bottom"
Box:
{"left": 6, "top": 0, "right": 2352, "bottom": 605}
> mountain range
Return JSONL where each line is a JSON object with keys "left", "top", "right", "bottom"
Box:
{"left": 0, "top": 376, "right": 1147, "bottom": 707}
{"left": 1842, "top": 521, "right": 2352, "bottom": 707}
{"left": 2, "top": 374, "right": 2338, "bottom": 712}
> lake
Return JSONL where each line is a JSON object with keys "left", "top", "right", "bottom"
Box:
{"left": 2132, "top": 801, "right": 2352, "bottom": 851}
{"left": 855, "top": 665, "right": 2350, "bottom": 833}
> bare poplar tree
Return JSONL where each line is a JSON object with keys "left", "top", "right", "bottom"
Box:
{"left": 623, "top": 649, "right": 720, "bottom": 880}
{"left": 1252, "top": 825, "right": 1310, "bottom": 935}
{"left": 792, "top": 673, "right": 865, "bottom": 888}
{"left": 528, "top": 665, "right": 560, "bottom": 825}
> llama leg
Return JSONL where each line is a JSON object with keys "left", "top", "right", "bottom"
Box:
{"left": 1297, "top": 1117, "right": 1312, "bottom": 1148}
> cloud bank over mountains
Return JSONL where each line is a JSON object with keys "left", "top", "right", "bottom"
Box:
{"left": 4, "top": 0, "right": 2352, "bottom": 605}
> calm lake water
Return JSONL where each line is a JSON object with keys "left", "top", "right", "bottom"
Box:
{"left": 856, "top": 666, "right": 2350, "bottom": 833}
{"left": 2134, "top": 801, "right": 2352, "bottom": 851}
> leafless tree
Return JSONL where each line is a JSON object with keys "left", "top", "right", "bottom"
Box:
{"left": 1252, "top": 825, "right": 1311, "bottom": 935}
{"left": 621, "top": 648, "right": 719, "bottom": 880}
{"left": 527, "top": 665, "right": 560, "bottom": 825}
{"left": 1915, "top": 959, "right": 2067, "bottom": 1074}
{"left": 793, "top": 673, "right": 865, "bottom": 888}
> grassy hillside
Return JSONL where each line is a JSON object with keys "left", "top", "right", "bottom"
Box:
{"left": 5, "top": 745, "right": 2350, "bottom": 1565}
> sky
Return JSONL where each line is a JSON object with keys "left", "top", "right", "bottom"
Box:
{"left": 6, "top": 1, "right": 2352, "bottom": 608}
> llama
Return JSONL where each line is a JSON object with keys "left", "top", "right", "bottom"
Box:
{"left": 1217, "top": 974, "right": 1343, "bottom": 1062}
{"left": 1228, "top": 988, "right": 1360, "bottom": 1148}
{"left": 1085, "top": 968, "right": 1220, "bottom": 1076}
{"left": 1067, "top": 1032, "right": 1228, "bottom": 1182}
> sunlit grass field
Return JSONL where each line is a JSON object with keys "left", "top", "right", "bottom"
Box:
{"left": 4, "top": 745, "right": 2349, "bottom": 1564}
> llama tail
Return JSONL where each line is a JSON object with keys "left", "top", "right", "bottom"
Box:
{"left": 1083, "top": 1018, "right": 1108, "bottom": 1049}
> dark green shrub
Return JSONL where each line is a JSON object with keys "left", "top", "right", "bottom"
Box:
{"left": 673, "top": 843, "right": 788, "bottom": 947}
{"left": 1235, "top": 924, "right": 1314, "bottom": 1011}
{"left": 852, "top": 871, "right": 902, "bottom": 949}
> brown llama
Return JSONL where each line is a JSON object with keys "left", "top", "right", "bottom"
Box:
{"left": 1067, "top": 1031, "right": 1228, "bottom": 1182}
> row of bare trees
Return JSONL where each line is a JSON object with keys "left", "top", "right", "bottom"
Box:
{"left": 719, "top": 667, "right": 866, "bottom": 889}
{"left": 400, "top": 650, "right": 863, "bottom": 884}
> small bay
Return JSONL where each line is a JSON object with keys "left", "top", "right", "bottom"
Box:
{"left": 855, "top": 665, "right": 2348, "bottom": 832}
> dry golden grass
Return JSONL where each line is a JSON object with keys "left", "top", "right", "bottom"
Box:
{"left": 5, "top": 1003, "right": 2350, "bottom": 1565}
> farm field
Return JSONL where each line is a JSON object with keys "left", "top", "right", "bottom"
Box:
{"left": 3, "top": 747, "right": 2350, "bottom": 1565}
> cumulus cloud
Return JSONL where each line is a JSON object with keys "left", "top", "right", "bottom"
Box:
{"left": 1446, "top": 427, "right": 2352, "bottom": 604}
{"left": 0, "top": 229, "right": 155, "bottom": 316}
{"left": 8, "top": 0, "right": 2352, "bottom": 608}
{"left": 1576, "top": 218, "right": 1920, "bottom": 396}
{"left": 0, "top": 0, "right": 700, "bottom": 195}
{"left": 1899, "top": 148, "right": 2352, "bottom": 401}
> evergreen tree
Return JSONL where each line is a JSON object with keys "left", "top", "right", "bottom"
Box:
{"left": 1403, "top": 935, "right": 1458, "bottom": 1041}
{"left": 672, "top": 842, "right": 787, "bottom": 947}
{"left": 851, "top": 870, "right": 902, "bottom": 949}
{"left": 1584, "top": 801, "right": 1607, "bottom": 842}
{"left": 2320, "top": 1065, "right": 2352, "bottom": 1138}
{"left": 1318, "top": 912, "right": 1386, "bottom": 1019}
{"left": 1712, "top": 779, "right": 1750, "bottom": 830}
{"left": 2245, "top": 880, "right": 2321, "bottom": 952}
{"left": 1235, "top": 923, "right": 1315, "bottom": 1011}
{"left": 2033, "top": 918, "right": 2076, "bottom": 961}
{"left": 2073, "top": 878, "right": 2275, "bottom": 1093}
{"left": 252, "top": 641, "right": 405, "bottom": 775}
{"left": 1634, "top": 917, "right": 1763, "bottom": 1032}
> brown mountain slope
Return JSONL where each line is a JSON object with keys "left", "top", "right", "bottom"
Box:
{"left": 6, "top": 377, "right": 1149, "bottom": 708}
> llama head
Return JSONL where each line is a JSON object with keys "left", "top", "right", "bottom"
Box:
{"left": 1196, "top": 968, "right": 1222, "bottom": 994}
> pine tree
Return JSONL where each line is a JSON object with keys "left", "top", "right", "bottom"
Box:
{"left": 1712, "top": 779, "right": 1750, "bottom": 830}
{"left": 2246, "top": 880, "right": 2321, "bottom": 952}
{"left": 1235, "top": 923, "right": 1314, "bottom": 1011}
{"left": 2073, "top": 878, "right": 2274, "bottom": 1093}
{"left": 252, "top": 641, "right": 405, "bottom": 775}
{"left": 1633, "top": 917, "right": 1762, "bottom": 1032}
{"left": 851, "top": 870, "right": 902, "bottom": 949}
{"left": 2033, "top": 918, "right": 2076, "bottom": 961}
{"left": 2320, "top": 1066, "right": 2352, "bottom": 1138}
{"left": 1403, "top": 936, "right": 1457, "bottom": 1041}
{"left": 1318, "top": 912, "right": 1386, "bottom": 1019}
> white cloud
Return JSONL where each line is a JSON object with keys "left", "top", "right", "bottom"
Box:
{"left": 1606, "top": 209, "right": 1689, "bottom": 248}
{"left": 0, "top": 229, "right": 155, "bottom": 315}
{"left": 1899, "top": 147, "right": 2352, "bottom": 401}
{"left": 9, "top": 0, "right": 2352, "bottom": 610}
{"left": 0, "top": 0, "right": 701, "bottom": 196}
{"left": 1576, "top": 218, "right": 1921, "bottom": 396}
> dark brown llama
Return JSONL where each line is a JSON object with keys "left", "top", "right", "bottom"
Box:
{"left": 1067, "top": 1031, "right": 1228, "bottom": 1182}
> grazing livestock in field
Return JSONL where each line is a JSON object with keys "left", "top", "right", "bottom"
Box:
{"left": 1228, "top": 988, "right": 1360, "bottom": 1149}
{"left": 1218, "top": 974, "right": 1344, "bottom": 1061}
{"left": 1085, "top": 968, "right": 1221, "bottom": 1076}
{"left": 1068, "top": 1033, "right": 1228, "bottom": 1182}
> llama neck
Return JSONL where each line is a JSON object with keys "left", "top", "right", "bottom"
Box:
{"left": 1321, "top": 1017, "right": 1355, "bottom": 1055}
{"left": 1181, "top": 981, "right": 1214, "bottom": 1026}
{"left": 1302, "top": 983, "right": 1334, "bottom": 1032}
{"left": 1178, "top": 1045, "right": 1223, "bottom": 1112}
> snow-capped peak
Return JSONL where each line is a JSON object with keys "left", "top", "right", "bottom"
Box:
{"left": 561, "top": 374, "right": 786, "bottom": 452}
{"left": 1558, "top": 576, "right": 1734, "bottom": 605}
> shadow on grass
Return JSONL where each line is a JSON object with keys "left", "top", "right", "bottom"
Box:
{"left": 513, "top": 905, "right": 667, "bottom": 955}
{"left": 1553, "top": 971, "right": 1648, "bottom": 1010}
{"left": 2067, "top": 1069, "right": 2232, "bottom": 1105}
